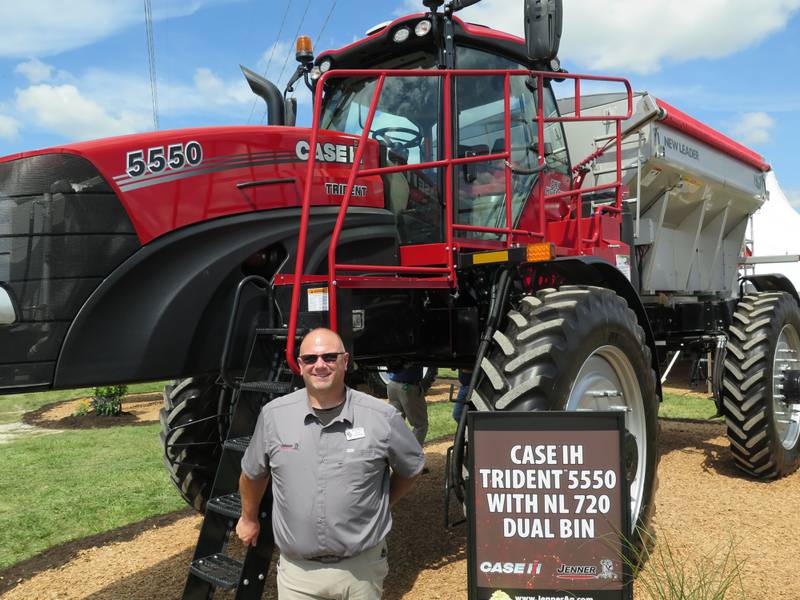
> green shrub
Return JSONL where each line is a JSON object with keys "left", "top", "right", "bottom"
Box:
{"left": 91, "top": 385, "right": 128, "bottom": 416}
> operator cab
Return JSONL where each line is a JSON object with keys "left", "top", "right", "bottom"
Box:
{"left": 314, "top": 12, "right": 570, "bottom": 249}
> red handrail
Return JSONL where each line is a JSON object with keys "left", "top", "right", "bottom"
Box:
{"left": 285, "top": 68, "right": 633, "bottom": 372}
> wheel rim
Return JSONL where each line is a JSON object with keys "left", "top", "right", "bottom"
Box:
{"left": 566, "top": 345, "right": 647, "bottom": 532}
{"left": 773, "top": 325, "right": 800, "bottom": 450}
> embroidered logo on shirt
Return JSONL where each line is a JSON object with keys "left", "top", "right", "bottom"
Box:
{"left": 280, "top": 443, "right": 300, "bottom": 451}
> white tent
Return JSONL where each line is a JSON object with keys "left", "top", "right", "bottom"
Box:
{"left": 748, "top": 171, "right": 800, "bottom": 288}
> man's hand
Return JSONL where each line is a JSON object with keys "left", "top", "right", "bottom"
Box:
{"left": 236, "top": 516, "right": 261, "bottom": 547}
{"left": 237, "top": 471, "right": 269, "bottom": 547}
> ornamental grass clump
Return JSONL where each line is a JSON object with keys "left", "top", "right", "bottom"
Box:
{"left": 630, "top": 530, "right": 746, "bottom": 600}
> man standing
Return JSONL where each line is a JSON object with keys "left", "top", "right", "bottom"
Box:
{"left": 236, "top": 328, "right": 425, "bottom": 600}
{"left": 451, "top": 368, "right": 473, "bottom": 424}
{"left": 386, "top": 366, "right": 428, "bottom": 446}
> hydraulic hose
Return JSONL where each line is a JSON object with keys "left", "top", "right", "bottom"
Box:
{"left": 450, "top": 268, "right": 512, "bottom": 504}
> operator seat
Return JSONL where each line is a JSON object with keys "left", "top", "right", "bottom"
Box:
{"left": 383, "top": 145, "right": 410, "bottom": 214}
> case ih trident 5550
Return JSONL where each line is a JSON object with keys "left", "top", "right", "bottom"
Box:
{"left": 2, "top": 0, "right": 799, "bottom": 596}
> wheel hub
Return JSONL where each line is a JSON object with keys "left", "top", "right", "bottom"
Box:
{"left": 623, "top": 430, "right": 639, "bottom": 484}
{"left": 567, "top": 345, "right": 647, "bottom": 532}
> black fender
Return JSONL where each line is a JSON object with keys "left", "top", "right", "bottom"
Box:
{"left": 54, "top": 206, "right": 398, "bottom": 388}
{"left": 532, "top": 256, "right": 663, "bottom": 400}
{"left": 741, "top": 273, "right": 800, "bottom": 305}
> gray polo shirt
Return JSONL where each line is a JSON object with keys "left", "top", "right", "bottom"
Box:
{"left": 241, "top": 386, "right": 425, "bottom": 559}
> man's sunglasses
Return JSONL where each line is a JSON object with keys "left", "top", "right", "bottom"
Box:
{"left": 298, "top": 352, "right": 346, "bottom": 366}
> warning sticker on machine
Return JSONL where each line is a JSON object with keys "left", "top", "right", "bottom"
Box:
{"left": 307, "top": 287, "right": 329, "bottom": 312}
{"left": 640, "top": 167, "right": 660, "bottom": 187}
{"left": 615, "top": 255, "right": 632, "bottom": 281}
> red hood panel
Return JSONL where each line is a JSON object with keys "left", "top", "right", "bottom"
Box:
{"left": 4, "top": 126, "right": 384, "bottom": 244}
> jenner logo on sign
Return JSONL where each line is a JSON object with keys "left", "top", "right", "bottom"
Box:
{"left": 466, "top": 412, "right": 632, "bottom": 600}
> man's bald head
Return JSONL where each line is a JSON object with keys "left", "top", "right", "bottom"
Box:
{"left": 299, "top": 328, "right": 346, "bottom": 355}
{"left": 297, "top": 328, "right": 349, "bottom": 405}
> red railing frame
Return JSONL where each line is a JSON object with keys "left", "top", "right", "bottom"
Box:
{"left": 285, "top": 68, "right": 632, "bottom": 372}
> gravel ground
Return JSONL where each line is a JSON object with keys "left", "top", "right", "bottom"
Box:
{"left": 2, "top": 416, "right": 800, "bottom": 599}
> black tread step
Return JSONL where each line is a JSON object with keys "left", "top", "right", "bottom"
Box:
{"left": 189, "top": 553, "right": 242, "bottom": 589}
{"left": 223, "top": 436, "right": 251, "bottom": 452}
{"left": 207, "top": 492, "right": 242, "bottom": 519}
{"left": 239, "top": 380, "right": 294, "bottom": 394}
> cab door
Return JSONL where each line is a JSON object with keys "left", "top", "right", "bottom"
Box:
{"left": 453, "top": 46, "right": 571, "bottom": 245}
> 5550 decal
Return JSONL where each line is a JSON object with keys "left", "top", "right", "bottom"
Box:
{"left": 126, "top": 141, "right": 203, "bottom": 178}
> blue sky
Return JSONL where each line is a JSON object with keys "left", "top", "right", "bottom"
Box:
{"left": 1, "top": 0, "right": 798, "bottom": 208}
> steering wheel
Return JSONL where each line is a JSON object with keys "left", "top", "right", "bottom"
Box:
{"left": 371, "top": 126, "right": 423, "bottom": 149}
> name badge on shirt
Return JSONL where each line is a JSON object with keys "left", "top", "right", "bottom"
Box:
{"left": 345, "top": 427, "right": 365, "bottom": 441}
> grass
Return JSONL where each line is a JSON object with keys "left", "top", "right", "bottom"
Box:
{"left": 660, "top": 391, "right": 719, "bottom": 421}
{"left": 425, "top": 388, "right": 720, "bottom": 443}
{"left": 0, "top": 381, "right": 167, "bottom": 425}
{"left": 0, "top": 423, "right": 185, "bottom": 570}
{"left": 437, "top": 368, "right": 459, "bottom": 379}
{"left": 427, "top": 399, "right": 459, "bottom": 441}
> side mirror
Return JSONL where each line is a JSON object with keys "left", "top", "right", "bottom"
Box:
{"left": 285, "top": 98, "right": 297, "bottom": 127}
{"left": 240, "top": 65, "right": 285, "bottom": 126}
{"left": 524, "top": 0, "right": 562, "bottom": 63}
{"left": 449, "top": 0, "right": 482, "bottom": 10}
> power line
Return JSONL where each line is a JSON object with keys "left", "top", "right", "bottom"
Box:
{"left": 315, "top": 0, "right": 339, "bottom": 48}
{"left": 263, "top": 0, "right": 312, "bottom": 123}
{"left": 144, "top": 0, "right": 159, "bottom": 130}
{"left": 247, "top": 0, "right": 292, "bottom": 124}
{"left": 276, "top": 0, "right": 312, "bottom": 84}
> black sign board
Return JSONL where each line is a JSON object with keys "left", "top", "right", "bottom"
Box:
{"left": 467, "top": 411, "right": 632, "bottom": 600}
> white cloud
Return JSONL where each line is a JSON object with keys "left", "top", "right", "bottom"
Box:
{"left": 9, "top": 62, "right": 257, "bottom": 143}
{"left": 193, "top": 68, "right": 252, "bottom": 106}
{"left": 452, "top": 0, "right": 800, "bottom": 74}
{"left": 15, "top": 58, "right": 53, "bottom": 83}
{"left": 730, "top": 112, "right": 775, "bottom": 145}
{"left": 0, "top": 114, "right": 21, "bottom": 140}
{"left": 0, "top": 1, "right": 239, "bottom": 57}
{"left": 16, "top": 84, "right": 151, "bottom": 140}
{"left": 258, "top": 41, "right": 293, "bottom": 81}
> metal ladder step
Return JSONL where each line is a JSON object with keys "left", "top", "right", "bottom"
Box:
{"left": 189, "top": 553, "right": 242, "bottom": 590}
{"left": 223, "top": 436, "right": 251, "bottom": 453}
{"left": 239, "top": 380, "right": 294, "bottom": 395}
{"left": 254, "top": 327, "right": 308, "bottom": 339}
{"left": 206, "top": 492, "right": 242, "bottom": 519}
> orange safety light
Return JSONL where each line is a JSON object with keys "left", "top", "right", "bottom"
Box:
{"left": 526, "top": 242, "right": 555, "bottom": 263}
{"left": 295, "top": 36, "right": 314, "bottom": 63}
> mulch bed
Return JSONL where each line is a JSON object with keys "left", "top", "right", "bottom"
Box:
{"left": 22, "top": 393, "right": 162, "bottom": 430}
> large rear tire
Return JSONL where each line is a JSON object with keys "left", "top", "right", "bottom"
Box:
{"left": 473, "top": 285, "right": 660, "bottom": 559}
{"left": 722, "top": 291, "right": 800, "bottom": 478}
{"left": 159, "top": 376, "right": 232, "bottom": 513}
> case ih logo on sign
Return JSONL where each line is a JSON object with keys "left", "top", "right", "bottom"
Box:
{"left": 467, "top": 412, "right": 632, "bottom": 600}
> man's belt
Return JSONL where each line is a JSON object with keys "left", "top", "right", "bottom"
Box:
{"left": 307, "top": 554, "right": 343, "bottom": 564}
